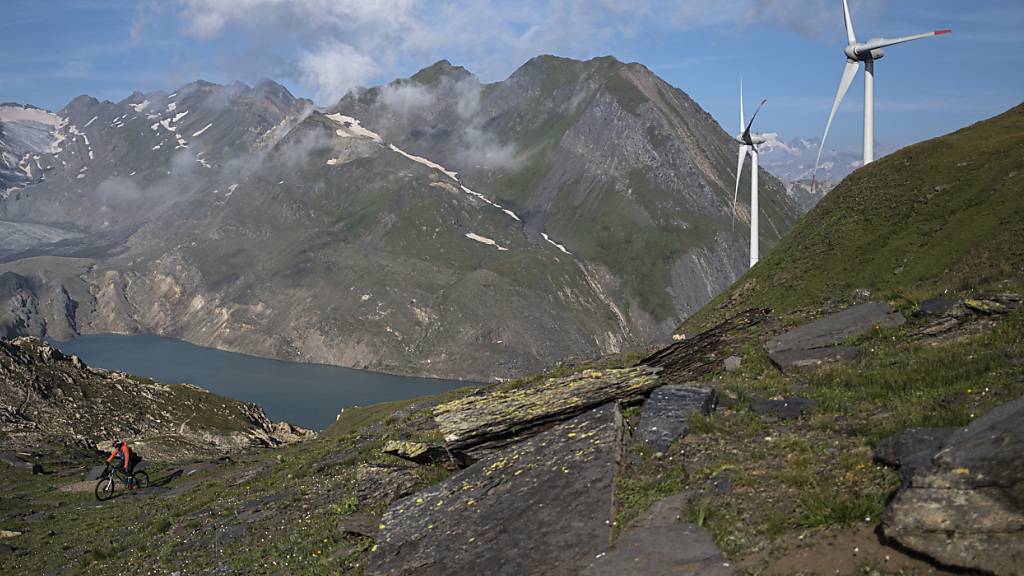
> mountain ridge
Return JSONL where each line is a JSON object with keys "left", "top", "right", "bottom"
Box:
{"left": 0, "top": 55, "right": 800, "bottom": 381}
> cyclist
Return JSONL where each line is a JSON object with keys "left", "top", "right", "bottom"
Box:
{"left": 106, "top": 440, "right": 141, "bottom": 486}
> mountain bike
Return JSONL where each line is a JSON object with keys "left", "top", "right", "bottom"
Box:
{"left": 94, "top": 464, "right": 149, "bottom": 501}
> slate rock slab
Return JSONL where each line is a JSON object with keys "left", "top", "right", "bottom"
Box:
{"left": 769, "top": 346, "right": 862, "bottom": 371}
{"left": 881, "top": 396, "right": 1024, "bottom": 575}
{"left": 336, "top": 512, "right": 381, "bottom": 538}
{"left": 581, "top": 494, "right": 732, "bottom": 576}
{"left": 767, "top": 302, "right": 905, "bottom": 356}
{"left": 637, "top": 386, "right": 716, "bottom": 451}
{"left": 750, "top": 397, "right": 817, "bottom": 420}
{"left": 356, "top": 464, "right": 420, "bottom": 509}
{"left": 433, "top": 366, "right": 656, "bottom": 451}
{"left": 874, "top": 427, "right": 955, "bottom": 483}
{"left": 368, "top": 404, "right": 624, "bottom": 576}
{"left": 915, "top": 298, "right": 961, "bottom": 317}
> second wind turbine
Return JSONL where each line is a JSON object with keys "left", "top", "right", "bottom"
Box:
{"left": 734, "top": 80, "right": 767, "bottom": 269}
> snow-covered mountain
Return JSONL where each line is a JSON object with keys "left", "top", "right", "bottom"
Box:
{"left": 0, "top": 104, "right": 65, "bottom": 194}
{"left": 756, "top": 132, "right": 863, "bottom": 183}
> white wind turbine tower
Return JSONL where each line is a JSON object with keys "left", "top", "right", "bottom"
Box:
{"left": 814, "top": 0, "right": 951, "bottom": 181}
{"left": 734, "top": 80, "right": 767, "bottom": 269}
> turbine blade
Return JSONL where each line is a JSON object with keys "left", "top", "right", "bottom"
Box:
{"left": 733, "top": 145, "right": 749, "bottom": 230}
{"left": 858, "top": 30, "right": 952, "bottom": 52}
{"left": 843, "top": 0, "right": 857, "bottom": 44}
{"left": 813, "top": 60, "right": 859, "bottom": 191}
{"left": 743, "top": 99, "right": 767, "bottom": 139}
{"left": 740, "top": 78, "right": 745, "bottom": 133}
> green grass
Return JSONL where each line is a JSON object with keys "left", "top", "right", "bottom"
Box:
{"left": 685, "top": 103, "right": 1024, "bottom": 334}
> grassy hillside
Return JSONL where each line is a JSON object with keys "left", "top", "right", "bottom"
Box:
{"left": 685, "top": 103, "right": 1024, "bottom": 332}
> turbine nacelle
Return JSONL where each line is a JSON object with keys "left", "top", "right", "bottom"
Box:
{"left": 845, "top": 44, "right": 885, "bottom": 62}
{"left": 734, "top": 133, "right": 767, "bottom": 147}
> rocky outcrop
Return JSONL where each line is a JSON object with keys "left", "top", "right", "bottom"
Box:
{"left": 636, "top": 385, "right": 715, "bottom": 451}
{"left": 369, "top": 404, "right": 624, "bottom": 576}
{"left": 767, "top": 302, "right": 905, "bottom": 370}
{"left": 582, "top": 494, "right": 732, "bottom": 576}
{"left": 640, "top": 308, "right": 769, "bottom": 384}
{"left": 0, "top": 337, "right": 311, "bottom": 461}
{"left": 433, "top": 366, "right": 659, "bottom": 451}
{"left": 880, "top": 397, "right": 1024, "bottom": 575}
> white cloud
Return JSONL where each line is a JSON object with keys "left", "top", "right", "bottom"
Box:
{"left": 160, "top": 0, "right": 886, "bottom": 104}
{"left": 298, "top": 42, "right": 377, "bottom": 103}
{"left": 379, "top": 82, "right": 437, "bottom": 113}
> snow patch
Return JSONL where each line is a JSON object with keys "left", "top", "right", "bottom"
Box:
{"left": 191, "top": 123, "right": 213, "bottom": 137}
{"left": 167, "top": 102, "right": 177, "bottom": 112}
{"left": 172, "top": 110, "right": 189, "bottom": 123}
{"left": 152, "top": 144, "right": 161, "bottom": 150}
{"left": 131, "top": 100, "right": 150, "bottom": 112}
{"left": 83, "top": 115, "right": 98, "bottom": 128}
{"left": 324, "top": 113, "right": 383, "bottom": 143}
{"left": 541, "top": 233, "right": 572, "bottom": 255}
{"left": 465, "top": 232, "right": 509, "bottom": 251}
{"left": 389, "top": 144, "right": 459, "bottom": 180}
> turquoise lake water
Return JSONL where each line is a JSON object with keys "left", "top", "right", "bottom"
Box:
{"left": 51, "top": 334, "right": 471, "bottom": 430}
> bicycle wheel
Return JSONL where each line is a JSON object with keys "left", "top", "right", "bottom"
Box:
{"left": 95, "top": 477, "right": 117, "bottom": 501}
{"left": 132, "top": 471, "right": 149, "bottom": 490}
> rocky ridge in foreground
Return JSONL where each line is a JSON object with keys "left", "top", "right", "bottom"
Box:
{"left": 0, "top": 336, "right": 311, "bottom": 462}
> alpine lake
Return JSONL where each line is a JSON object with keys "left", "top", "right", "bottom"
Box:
{"left": 50, "top": 334, "right": 471, "bottom": 430}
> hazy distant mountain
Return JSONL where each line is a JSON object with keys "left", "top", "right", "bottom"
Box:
{"left": 0, "top": 56, "right": 800, "bottom": 381}
{"left": 757, "top": 133, "right": 860, "bottom": 211}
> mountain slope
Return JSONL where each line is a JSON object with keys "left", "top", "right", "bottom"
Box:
{"left": 686, "top": 102, "right": 1024, "bottom": 332}
{"left": 0, "top": 57, "right": 800, "bottom": 381}
{"left": 334, "top": 56, "right": 799, "bottom": 326}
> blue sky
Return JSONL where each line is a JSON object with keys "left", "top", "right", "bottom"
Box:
{"left": 2, "top": 0, "right": 1021, "bottom": 152}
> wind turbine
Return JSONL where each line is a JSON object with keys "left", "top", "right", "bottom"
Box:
{"left": 734, "top": 79, "right": 767, "bottom": 269}
{"left": 814, "top": 0, "right": 951, "bottom": 180}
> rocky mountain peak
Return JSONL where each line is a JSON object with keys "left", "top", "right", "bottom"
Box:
{"left": 409, "top": 59, "right": 474, "bottom": 85}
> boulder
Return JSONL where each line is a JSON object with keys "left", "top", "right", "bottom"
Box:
{"left": 723, "top": 356, "right": 742, "bottom": 372}
{"left": 874, "top": 427, "right": 955, "bottom": 484}
{"left": 881, "top": 396, "right": 1024, "bottom": 575}
{"left": 369, "top": 404, "right": 623, "bottom": 576}
{"left": 750, "top": 397, "right": 817, "bottom": 420}
{"left": 381, "top": 440, "right": 454, "bottom": 465}
{"left": 581, "top": 494, "right": 732, "bottom": 576}
{"left": 636, "top": 386, "right": 716, "bottom": 451}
